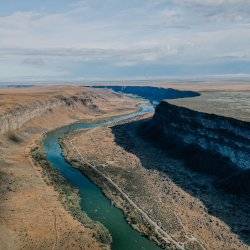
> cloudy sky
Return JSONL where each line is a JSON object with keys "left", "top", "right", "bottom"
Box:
{"left": 1, "top": 0, "right": 250, "bottom": 81}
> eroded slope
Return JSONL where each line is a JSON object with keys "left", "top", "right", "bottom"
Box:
{"left": 0, "top": 85, "right": 142, "bottom": 250}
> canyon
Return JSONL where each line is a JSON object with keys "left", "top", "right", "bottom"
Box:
{"left": 0, "top": 85, "right": 142, "bottom": 250}
{"left": 63, "top": 86, "right": 250, "bottom": 250}
{"left": 0, "top": 84, "right": 249, "bottom": 250}
{"left": 143, "top": 101, "right": 250, "bottom": 194}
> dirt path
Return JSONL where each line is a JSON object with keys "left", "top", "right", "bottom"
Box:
{"left": 67, "top": 139, "right": 186, "bottom": 249}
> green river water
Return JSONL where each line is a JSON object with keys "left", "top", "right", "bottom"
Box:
{"left": 43, "top": 105, "right": 163, "bottom": 250}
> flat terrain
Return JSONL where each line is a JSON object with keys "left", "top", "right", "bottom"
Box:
{"left": 0, "top": 85, "right": 139, "bottom": 115}
{"left": 91, "top": 81, "right": 250, "bottom": 121}
{"left": 158, "top": 82, "right": 250, "bottom": 92}
{"left": 90, "top": 81, "right": 250, "bottom": 92}
{"left": 0, "top": 85, "right": 142, "bottom": 250}
{"left": 169, "top": 91, "right": 250, "bottom": 122}
{"left": 0, "top": 85, "right": 77, "bottom": 114}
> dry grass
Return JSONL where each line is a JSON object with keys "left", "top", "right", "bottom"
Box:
{"left": 64, "top": 125, "right": 249, "bottom": 250}
{"left": 31, "top": 146, "right": 112, "bottom": 245}
{"left": 6, "top": 131, "right": 22, "bottom": 143}
{"left": 0, "top": 85, "right": 141, "bottom": 250}
{"left": 169, "top": 91, "right": 250, "bottom": 122}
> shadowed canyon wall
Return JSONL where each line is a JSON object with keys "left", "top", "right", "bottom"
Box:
{"left": 0, "top": 95, "right": 96, "bottom": 134}
{"left": 141, "top": 101, "right": 250, "bottom": 195}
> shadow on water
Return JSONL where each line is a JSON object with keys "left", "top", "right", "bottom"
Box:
{"left": 111, "top": 119, "right": 250, "bottom": 246}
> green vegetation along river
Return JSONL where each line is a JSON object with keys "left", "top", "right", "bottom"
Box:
{"left": 43, "top": 105, "right": 163, "bottom": 250}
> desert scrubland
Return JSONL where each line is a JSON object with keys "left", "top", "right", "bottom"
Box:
{"left": 63, "top": 83, "right": 250, "bottom": 250}
{"left": 0, "top": 85, "right": 142, "bottom": 250}
{"left": 169, "top": 91, "right": 250, "bottom": 122}
{"left": 0, "top": 83, "right": 249, "bottom": 250}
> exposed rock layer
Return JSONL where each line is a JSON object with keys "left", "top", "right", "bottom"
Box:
{"left": 142, "top": 101, "right": 250, "bottom": 195}
{"left": 0, "top": 95, "right": 97, "bottom": 134}
{"left": 93, "top": 86, "right": 200, "bottom": 104}
{"left": 0, "top": 86, "right": 141, "bottom": 250}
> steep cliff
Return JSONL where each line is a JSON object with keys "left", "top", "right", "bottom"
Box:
{"left": 93, "top": 86, "right": 200, "bottom": 104}
{"left": 141, "top": 101, "right": 250, "bottom": 195}
{"left": 0, "top": 95, "right": 97, "bottom": 134}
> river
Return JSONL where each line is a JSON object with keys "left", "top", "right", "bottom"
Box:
{"left": 43, "top": 104, "right": 163, "bottom": 250}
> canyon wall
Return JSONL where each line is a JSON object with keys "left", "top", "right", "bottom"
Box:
{"left": 93, "top": 86, "right": 200, "bottom": 104}
{"left": 0, "top": 95, "right": 96, "bottom": 134}
{"left": 142, "top": 101, "right": 250, "bottom": 194}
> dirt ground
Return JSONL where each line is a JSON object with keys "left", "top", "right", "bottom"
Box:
{"left": 64, "top": 122, "right": 249, "bottom": 250}
{"left": 169, "top": 91, "right": 250, "bottom": 122}
{"left": 90, "top": 80, "right": 250, "bottom": 92}
{"left": 1, "top": 83, "right": 249, "bottom": 250}
{"left": 0, "top": 85, "right": 142, "bottom": 250}
{"left": 158, "top": 82, "right": 250, "bottom": 92}
{"left": 0, "top": 85, "right": 140, "bottom": 115}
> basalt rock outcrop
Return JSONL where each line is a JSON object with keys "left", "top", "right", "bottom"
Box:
{"left": 94, "top": 86, "right": 200, "bottom": 104}
{"left": 0, "top": 95, "right": 98, "bottom": 134}
{"left": 141, "top": 101, "right": 250, "bottom": 195}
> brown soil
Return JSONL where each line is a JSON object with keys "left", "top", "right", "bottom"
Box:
{"left": 0, "top": 85, "right": 142, "bottom": 250}
{"left": 91, "top": 81, "right": 250, "bottom": 92}
{"left": 63, "top": 122, "right": 249, "bottom": 250}
{"left": 169, "top": 91, "right": 250, "bottom": 122}
{"left": 158, "top": 82, "right": 250, "bottom": 92}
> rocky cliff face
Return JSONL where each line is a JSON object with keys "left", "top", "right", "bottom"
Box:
{"left": 0, "top": 95, "right": 97, "bottom": 134}
{"left": 141, "top": 101, "right": 250, "bottom": 195}
{"left": 94, "top": 86, "right": 200, "bottom": 104}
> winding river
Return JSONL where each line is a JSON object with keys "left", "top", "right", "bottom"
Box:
{"left": 43, "top": 104, "right": 163, "bottom": 250}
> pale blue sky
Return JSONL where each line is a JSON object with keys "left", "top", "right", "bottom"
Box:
{"left": 1, "top": 0, "right": 250, "bottom": 81}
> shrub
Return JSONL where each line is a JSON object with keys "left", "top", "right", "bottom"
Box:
{"left": 7, "top": 131, "right": 22, "bottom": 143}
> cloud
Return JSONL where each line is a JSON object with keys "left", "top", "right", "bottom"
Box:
{"left": 22, "top": 57, "right": 45, "bottom": 66}
{"left": 0, "top": 0, "right": 250, "bottom": 80}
